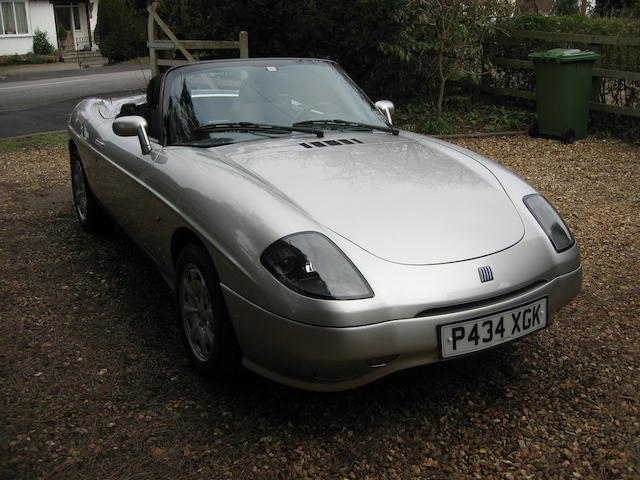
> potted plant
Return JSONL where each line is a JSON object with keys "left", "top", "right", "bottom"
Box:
{"left": 57, "top": 24, "right": 68, "bottom": 50}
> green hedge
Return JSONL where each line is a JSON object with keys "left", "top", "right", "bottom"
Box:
{"left": 96, "top": 0, "right": 147, "bottom": 63}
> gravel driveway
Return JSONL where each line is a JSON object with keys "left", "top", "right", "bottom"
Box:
{"left": 1, "top": 135, "right": 638, "bottom": 480}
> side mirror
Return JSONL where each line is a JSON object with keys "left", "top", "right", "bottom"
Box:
{"left": 113, "top": 115, "right": 152, "bottom": 155}
{"left": 375, "top": 100, "right": 395, "bottom": 125}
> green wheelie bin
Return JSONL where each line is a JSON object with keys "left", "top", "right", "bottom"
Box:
{"left": 528, "top": 48, "right": 600, "bottom": 143}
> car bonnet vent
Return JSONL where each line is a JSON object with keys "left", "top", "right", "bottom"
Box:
{"left": 300, "top": 138, "right": 363, "bottom": 149}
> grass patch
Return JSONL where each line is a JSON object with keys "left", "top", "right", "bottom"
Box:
{"left": 0, "top": 131, "right": 67, "bottom": 154}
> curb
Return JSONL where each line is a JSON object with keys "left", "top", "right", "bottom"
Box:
{"left": 1, "top": 130, "right": 67, "bottom": 141}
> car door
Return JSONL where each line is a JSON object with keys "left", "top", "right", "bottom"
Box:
{"left": 91, "top": 128, "right": 164, "bottom": 249}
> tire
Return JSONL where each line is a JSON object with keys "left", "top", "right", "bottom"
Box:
{"left": 70, "top": 151, "right": 108, "bottom": 232}
{"left": 562, "top": 128, "right": 576, "bottom": 145}
{"left": 528, "top": 121, "right": 539, "bottom": 138}
{"left": 176, "top": 244, "right": 241, "bottom": 379}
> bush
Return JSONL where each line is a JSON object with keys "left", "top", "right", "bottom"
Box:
{"left": 96, "top": 0, "right": 147, "bottom": 62}
{"left": 0, "top": 53, "right": 57, "bottom": 65}
{"left": 33, "top": 29, "right": 54, "bottom": 55}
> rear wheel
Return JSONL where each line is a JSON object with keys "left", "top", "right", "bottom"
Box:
{"left": 176, "top": 244, "right": 240, "bottom": 379}
{"left": 70, "top": 152, "right": 108, "bottom": 232}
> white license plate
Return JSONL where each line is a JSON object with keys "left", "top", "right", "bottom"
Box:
{"left": 439, "top": 298, "right": 547, "bottom": 359}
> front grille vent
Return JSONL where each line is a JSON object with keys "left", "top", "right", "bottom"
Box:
{"left": 300, "top": 138, "right": 363, "bottom": 149}
{"left": 415, "top": 281, "right": 548, "bottom": 318}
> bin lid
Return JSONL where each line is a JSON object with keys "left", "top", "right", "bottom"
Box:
{"left": 528, "top": 48, "right": 600, "bottom": 63}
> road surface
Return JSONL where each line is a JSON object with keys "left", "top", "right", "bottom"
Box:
{"left": 0, "top": 65, "right": 151, "bottom": 138}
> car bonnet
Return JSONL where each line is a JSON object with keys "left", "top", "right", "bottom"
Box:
{"left": 220, "top": 132, "right": 525, "bottom": 265}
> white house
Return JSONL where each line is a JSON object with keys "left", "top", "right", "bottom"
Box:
{"left": 0, "top": 0, "right": 99, "bottom": 56}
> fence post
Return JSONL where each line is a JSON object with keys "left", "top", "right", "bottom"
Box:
{"left": 239, "top": 31, "right": 249, "bottom": 58}
{"left": 148, "top": 1, "right": 159, "bottom": 76}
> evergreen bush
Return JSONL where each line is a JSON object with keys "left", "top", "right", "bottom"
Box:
{"left": 96, "top": 0, "right": 147, "bottom": 62}
{"left": 33, "top": 29, "right": 54, "bottom": 55}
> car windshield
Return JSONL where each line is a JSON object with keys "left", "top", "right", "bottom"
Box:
{"left": 164, "top": 60, "right": 390, "bottom": 147}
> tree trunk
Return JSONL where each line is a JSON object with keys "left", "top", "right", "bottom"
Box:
{"left": 436, "top": 38, "right": 446, "bottom": 119}
{"left": 436, "top": 76, "right": 446, "bottom": 120}
{"left": 580, "top": 0, "right": 588, "bottom": 14}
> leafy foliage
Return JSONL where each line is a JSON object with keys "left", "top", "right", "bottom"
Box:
{"left": 0, "top": 53, "right": 57, "bottom": 65}
{"left": 32, "top": 29, "right": 55, "bottom": 55}
{"left": 380, "top": 0, "right": 515, "bottom": 117}
{"left": 96, "top": 0, "right": 147, "bottom": 63}
{"left": 552, "top": 0, "right": 580, "bottom": 15}
{"left": 593, "top": 0, "right": 639, "bottom": 17}
{"left": 395, "top": 99, "right": 535, "bottom": 135}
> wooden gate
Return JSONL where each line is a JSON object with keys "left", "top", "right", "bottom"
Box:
{"left": 146, "top": 1, "right": 248, "bottom": 76}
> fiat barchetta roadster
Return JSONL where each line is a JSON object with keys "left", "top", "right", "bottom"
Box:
{"left": 68, "top": 58, "right": 581, "bottom": 391}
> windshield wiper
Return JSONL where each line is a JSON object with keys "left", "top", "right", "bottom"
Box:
{"left": 194, "top": 122, "right": 324, "bottom": 138}
{"left": 293, "top": 119, "right": 399, "bottom": 135}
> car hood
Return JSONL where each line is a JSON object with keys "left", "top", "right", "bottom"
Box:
{"left": 221, "top": 132, "right": 524, "bottom": 265}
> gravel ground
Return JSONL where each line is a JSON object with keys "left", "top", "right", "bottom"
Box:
{"left": 0, "top": 135, "right": 638, "bottom": 480}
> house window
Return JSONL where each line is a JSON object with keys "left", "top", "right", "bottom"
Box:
{"left": 0, "top": 1, "right": 29, "bottom": 35}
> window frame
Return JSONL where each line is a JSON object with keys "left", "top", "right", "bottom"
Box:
{"left": 0, "top": 1, "right": 31, "bottom": 37}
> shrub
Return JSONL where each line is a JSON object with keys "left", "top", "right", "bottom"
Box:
{"left": 96, "top": 0, "right": 147, "bottom": 62}
{"left": 33, "top": 29, "right": 54, "bottom": 55}
{"left": 380, "top": 0, "right": 515, "bottom": 117}
{"left": 0, "top": 53, "right": 56, "bottom": 65}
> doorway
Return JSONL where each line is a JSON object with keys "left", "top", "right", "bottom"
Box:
{"left": 54, "top": 4, "right": 83, "bottom": 51}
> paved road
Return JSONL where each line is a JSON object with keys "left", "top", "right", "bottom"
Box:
{"left": 0, "top": 64, "right": 151, "bottom": 138}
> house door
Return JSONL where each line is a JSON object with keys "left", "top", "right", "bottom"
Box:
{"left": 54, "top": 5, "right": 81, "bottom": 51}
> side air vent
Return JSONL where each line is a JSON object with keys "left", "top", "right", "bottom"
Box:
{"left": 300, "top": 138, "right": 364, "bottom": 149}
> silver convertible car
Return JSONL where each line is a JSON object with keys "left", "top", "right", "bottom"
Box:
{"left": 68, "top": 58, "right": 581, "bottom": 391}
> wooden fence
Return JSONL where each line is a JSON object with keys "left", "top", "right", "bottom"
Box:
{"left": 146, "top": 1, "right": 248, "bottom": 77}
{"left": 473, "top": 30, "right": 640, "bottom": 118}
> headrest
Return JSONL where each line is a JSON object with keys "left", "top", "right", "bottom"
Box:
{"left": 147, "top": 74, "right": 164, "bottom": 105}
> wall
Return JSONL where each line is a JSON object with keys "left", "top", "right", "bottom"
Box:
{"left": 0, "top": 0, "right": 58, "bottom": 55}
{"left": 89, "top": 0, "right": 98, "bottom": 50}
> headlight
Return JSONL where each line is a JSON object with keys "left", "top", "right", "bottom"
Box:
{"left": 524, "top": 194, "right": 575, "bottom": 252}
{"left": 260, "top": 232, "right": 373, "bottom": 300}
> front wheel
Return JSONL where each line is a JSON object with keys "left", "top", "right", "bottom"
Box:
{"left": 176, "top": 244, "right": 241, "bottom": 379}
{"left": 70, "top": 152, "right": 108, "bottom": 232}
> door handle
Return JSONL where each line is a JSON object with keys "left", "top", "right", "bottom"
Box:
{"left": 94, "top": 138, "right": 105, "bottom": 147}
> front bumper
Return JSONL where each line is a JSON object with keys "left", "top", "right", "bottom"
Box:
{"left": 222, "top": 265, "right": 582, "bottom": 392}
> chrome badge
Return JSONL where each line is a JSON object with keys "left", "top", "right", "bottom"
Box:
{"left": 478, "top": 266, "right": 494, "bottom": 283}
